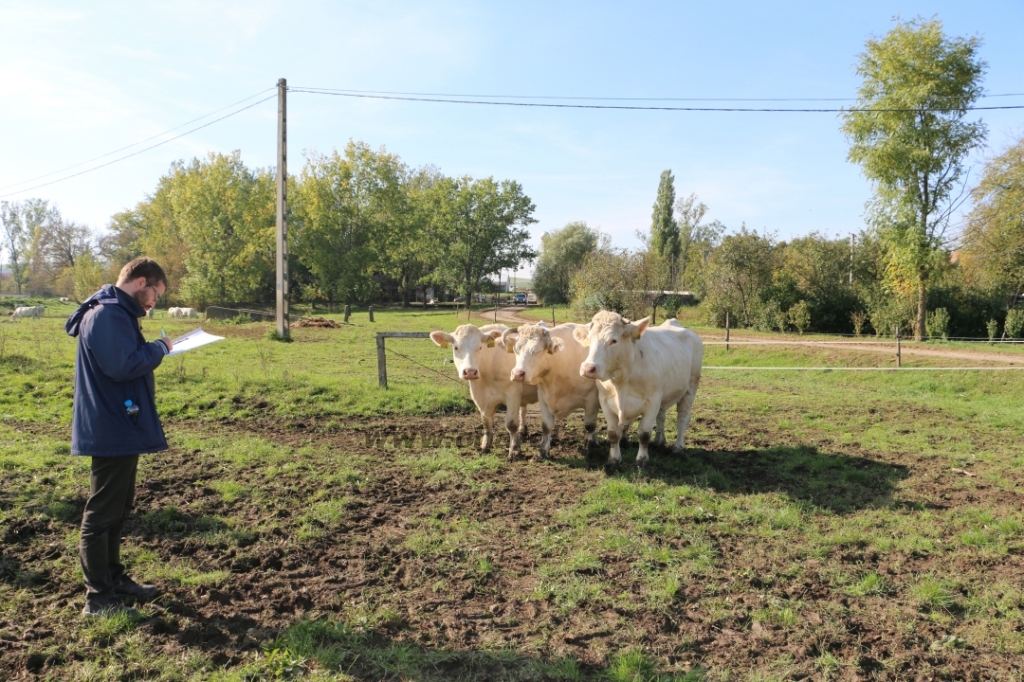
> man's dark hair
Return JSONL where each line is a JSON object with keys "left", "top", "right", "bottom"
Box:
{"left": 117, "top": 258, "right": 168, "bottom": 289}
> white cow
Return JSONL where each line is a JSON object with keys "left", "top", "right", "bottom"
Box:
{"left": 59, "top": 297, "right": 70, "bottom": 303}
{"left": 501, "top": 323, "right": 600, "bottom": 460}
{"left": 576, "top": 311, "right": 703, "bottom": 469}
{"left": 168, "top": 307, "right": 197, "bottom": 319}
{"left": 168, "top": 307, "right": 182, "bottom": 318}
{"left": 430, "top": 324, "right": 539, "bottom": 459}
{"left": 11, "top": 306, "right": 44, "bottom": 319}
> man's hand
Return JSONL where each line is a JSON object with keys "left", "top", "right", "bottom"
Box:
{"left": 159, "top": 338, "right": 174, "bottom": 353}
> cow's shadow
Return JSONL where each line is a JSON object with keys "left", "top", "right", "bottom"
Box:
{"left": 567, "top": 440, "right": 909, "bottom": 515}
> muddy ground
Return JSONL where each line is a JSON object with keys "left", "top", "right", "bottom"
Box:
{"left": 3, "top": 408, "right": 1023, "bottom": 681}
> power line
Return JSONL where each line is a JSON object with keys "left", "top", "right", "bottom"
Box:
{"left": 0, "top": 95, "right": 276, "bottom": 201}
{"left": 294, "top": 86, "right": 1024, "bottom": 103}
{"left": 290, "top": 88, "right": 1024, "bottom": 113}
{"left": 0, "top": 88, "right": 276, "bottom": 194}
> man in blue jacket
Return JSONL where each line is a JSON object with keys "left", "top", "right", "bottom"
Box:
{"left": 66, "top": 257, "right": 174, "bottom": 617}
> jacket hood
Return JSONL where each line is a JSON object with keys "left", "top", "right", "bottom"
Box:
{"left": 65, "top": 284, "right": 144, "bottom": 336}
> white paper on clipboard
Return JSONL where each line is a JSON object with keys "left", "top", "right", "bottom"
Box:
{"left": 166, "top": 328, "right": 224, "bottom": 356}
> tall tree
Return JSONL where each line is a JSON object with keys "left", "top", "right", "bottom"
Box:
{"left": 650, "top": 170, "right": 680, "bottom": 279}
{"left": 0, "top": 199, "right": 54, "bottom": 294}
{"left": 165, "top": 151, "right": 276, "bottom": 306}
{"left": 841, "top": 17, "right": 986, "bottom": 340}
{"left": 532, "top": 221, "right": 603, "bottom": 304}
{"left": 703, "top": 226, "right": 777, "bottom": 327}
{"left": 291, "top": 142, "right": 407, "bottom": 305}
{"left": 429, "top": 176, "right": 537, "bottom": 310}
{"left": 960, "top": 135, "right": 1024, "bottom": 304}
{"left": 378, "top": 164, "right": 442, "bottom": 307}
{"left": 674, "top": 192, "right": 725, "bottom": 293}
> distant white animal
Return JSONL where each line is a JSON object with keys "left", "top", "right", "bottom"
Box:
{"left": 168, "top": 307, "right": 197, "bottom": 319}
{"left": 11, "top": 305, "right": 44, "bottom": 319}
{"left": 576, "top": 312, "right": 703, "bottom": 469}
{"left": 59, "top": 297, "right": 70, "bottom": 303}
{"left": 430, "top": 324, "right": 539, "bottom": 459}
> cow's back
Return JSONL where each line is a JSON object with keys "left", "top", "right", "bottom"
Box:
{"left": 630, "top": 322, "right": 702, "bottom": 403}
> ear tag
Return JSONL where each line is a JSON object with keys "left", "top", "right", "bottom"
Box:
{"left": 580, "top": 337, "right": 590, "bottom": 347}
{"left": 547, "top": 347, "right": 555, "bottom": 354}
{"left": 486, "top": 338, "right": 495, "bottom": 348}
{"left": 440, "top": 341, "right": 450, "bottom": 349}
{"left": 506, "top": 344, "right": 516, "bottom": 354}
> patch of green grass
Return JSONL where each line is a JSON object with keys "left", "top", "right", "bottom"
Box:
{"left": 912, "top": 576, "right": 958, "bottom": 612}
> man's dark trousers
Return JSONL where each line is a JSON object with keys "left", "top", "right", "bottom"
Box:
{"left": 80, "top": 455, "right": 139, "bottom": 606}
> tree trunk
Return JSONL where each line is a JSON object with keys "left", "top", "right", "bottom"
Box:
{"left": 915, "top": 271, "right": 927, "bottom": 341}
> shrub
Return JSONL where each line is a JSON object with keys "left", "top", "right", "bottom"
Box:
{"left": 1006, "top": 308, "right": 1024, "bottom": 339}
{"left": 752, "top": 299, "right": 787, "bottom": 333}
{"left": 851, "top": 311, "right": 868, "bottom": 337}
{"left": 986, "top": 318, "right": 999, "bottom": 344}
{"left": 926, "top": 307, "right": 950, "bottom": 340}
{"left": 788, "top": 301, "right": 811, "bottom": 335}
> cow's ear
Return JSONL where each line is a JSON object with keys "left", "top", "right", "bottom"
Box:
{"left": 430, "top": 331, "right": 454, "bottom": 349}
{"left": 630, "top": 317, "right": 651, "bottom": 340}
{"left": 573, "top": 325, "right": 591, "bottom": 346}
{"left": 547, "top": 337, "right": 565, "bottom": 354}
{"left": 485, "top": 329, "right": 503, "bottom": 348}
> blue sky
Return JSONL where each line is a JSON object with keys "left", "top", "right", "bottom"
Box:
{"left": 1, "top": 1, "right": 1022, "bottom": 277}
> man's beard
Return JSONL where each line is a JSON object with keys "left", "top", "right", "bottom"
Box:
{"left": 132, "top": 290, "right": 152, "bottom": 311}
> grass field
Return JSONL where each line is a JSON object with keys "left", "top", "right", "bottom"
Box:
{"left": 2, "top": 301, "right": 1024, "bottom": 680}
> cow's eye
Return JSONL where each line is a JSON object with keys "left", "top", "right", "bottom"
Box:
{"left": 609, "top": 339, "right": 617, "bottom": 345}
{"left": 454, "top": 346, "right": 460, "bottom": 352}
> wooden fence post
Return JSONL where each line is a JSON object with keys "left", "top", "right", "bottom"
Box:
{"left": 376, "top": 333, "right": 387, "bottom": 388}
{"left": 368, "top": 305, "right": 374, "bottom": 322}
{"left": 344, "top": 304, "right": 350, "bottom": 323}
{"left": 725, "top": 311, "right": 730, "bottom": 351}
{"left": 895, "top": 326, "right": 901, "bottom": 368}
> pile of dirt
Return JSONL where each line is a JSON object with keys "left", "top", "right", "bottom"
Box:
{"left": 292, "top": 316, "right": 340, "bottom": 328}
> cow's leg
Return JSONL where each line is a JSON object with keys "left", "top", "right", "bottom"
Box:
{"left": 505, "top": 395, "right": 524, "bottom": 461}
{"left": 604, "top": 406, "right": 623, "bottom": 467}
{"left": 537, "top": 400, "right": 556, "bottom": 461}
{"left": 673, "top": 388, "right": 698, "bottom": 454}
{"left": 583, "top": 392, "right": 600, "bottom": 449}
{"left": 480, "top": 405, "right": 496, "bottom": 452}
{"left": 654, "top": 407, "right": 668, "bottom": 447}
{"left": 518, "top": 404, "right": 528, "bottom": 439}
{"left": 635, "top": 410, "right": 659, "bottom": 470}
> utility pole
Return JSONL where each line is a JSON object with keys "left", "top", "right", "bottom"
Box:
{"left": 275, "top": 78, "right": 289, "bottom": 339}
{"left": 849, "top": 233, "right": 855, "bottom": 286}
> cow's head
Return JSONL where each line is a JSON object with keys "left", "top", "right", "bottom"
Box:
{"left": 501, "top": 324, "right": 564, "bottom": 384}
{"left": 577, "top": 311, "right": 649, "bottom": 381}
{"left": 430, "top": 324, "right": 504, "bottom": 381}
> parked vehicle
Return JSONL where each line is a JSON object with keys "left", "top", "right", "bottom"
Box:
{"left": 513, "top": 293, "right": 527, "bottom": 305}
{"left": 526, "top": 292, "right": 537, "bottom": 305}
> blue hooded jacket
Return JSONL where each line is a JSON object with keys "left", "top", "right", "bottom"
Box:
{"left": 65, "top": 284, "right": 169, "bottom": 456}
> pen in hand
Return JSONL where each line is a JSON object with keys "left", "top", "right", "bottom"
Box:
{"left": 160, "top": 329, "right": 173, "bottom": 353}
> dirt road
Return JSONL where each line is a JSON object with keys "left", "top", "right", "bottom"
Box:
{"left": 472, "top": 307, "right": 1023, "bottom": 365}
